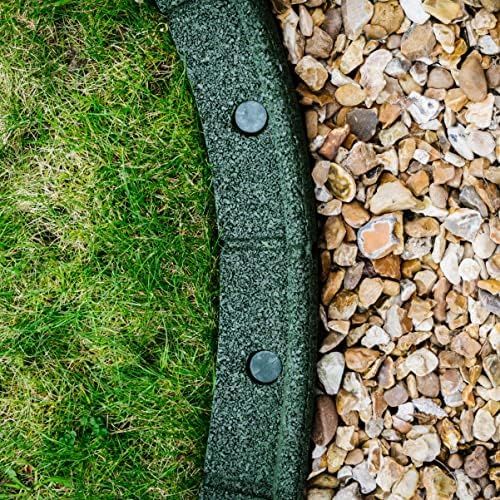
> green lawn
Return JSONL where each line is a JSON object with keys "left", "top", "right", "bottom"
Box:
{"left": 0, "top": 0, "right": 217, "bottom": 497}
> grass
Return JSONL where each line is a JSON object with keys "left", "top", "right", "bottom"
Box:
{"left": 0, "top": 0, "right": 217, "bottom": 497}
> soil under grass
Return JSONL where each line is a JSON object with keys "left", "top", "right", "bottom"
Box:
{"left": 0, "top": 0, "right": 217, "bottom": 497}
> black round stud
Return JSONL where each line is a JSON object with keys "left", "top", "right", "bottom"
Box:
{"left": 234, "top": 100, "right": 268, "bottom": 135}
{"left": 248, "top": 350, "right": 282, "bottom": 385}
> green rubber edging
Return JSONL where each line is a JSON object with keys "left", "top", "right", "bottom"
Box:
{"left": 155, "top": 1, "right": 318, "bottom": 498}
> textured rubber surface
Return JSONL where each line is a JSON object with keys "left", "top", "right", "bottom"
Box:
{"left": 155, "top": 1, "right": 318, "bottom": 498}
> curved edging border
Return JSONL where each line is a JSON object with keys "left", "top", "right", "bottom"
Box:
{"left": 156, "top": 1, "right": 318, "bottom": 498}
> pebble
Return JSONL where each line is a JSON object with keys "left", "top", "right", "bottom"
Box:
{"left": 335, "top": 85, "right": 366, "bottom": 107}
{"left": 298, "top": 6, "right": 313, "bottom": 37}
{"left": 479, "top": 289, "right": 500, "bottom": 316}
{"left": 306, "top": 27, "right": 334, "bottom": 59}
{"left": 308, "top": 489, "right": 334, "bottom": 500}
{"left": 433, "top": 23, "right": 455, "bottom": 53}
{"left": 401, "top": 22, "right": 436, "bottom": 61}
{"left": 369, "top": 180, "right": 420, "bottom": 214}
{"left": 459, "top": 186, "right": 488, "bottom": 218}
{"left": 345, "top": 347, "right": 380, "bottom": 372}
{"left": 296, "top": 55, "right": 329, "bottom": 91}
{"left": 312, "top": 395, "right": 338, "bottom": 447}
{"left": 417, "top": 372, "right": 440, "bottom": 397}
{"left": 403, "top": 428, "right": 441, "bottom": 462}
{"left": 447, "top": 454, "right": 463, "bottom": 469}
{"left": 360, "top": 49, "right": 393, "bottom": 107}
{"left": 358, "top": 277, "right": 383, "bottom": 308}
{"left": 467, "top": 129, "right": 495, "bottom": 157}
{"left": 333, "top": 243, "right": 358, "bottom": 267}
{"left": 405, "top": 217, "right": 440, "bottom": 237}
{"left": 448, "top": 124, "right": 475, "bottom": 160}
{"left": 357, "top": 214, "right": 401, "bottom": 259}
{"left": 450, "top": 331, "right": 481, "bottom": 358}
{"left": 341, "top": 201, "right": 370, "bottom": 228}
{"left": 328, "top": 290, "right": 358, "bottom": 320}
{"left": 472, "top": 408, "right": 496, "bottom": 442}
{"left": 478, "top": 35, "right": 499, "bottom": 55}
{"left": 458, "top": 258, "right": 481, "bottom": 281}
{"left": 455, "top": 470, "right": 481, "bottom": 499}
{"left": 444, "top": 208, "right": 483, "bottom": 242}
{"left": 400, "top": 0, "right": 430, "bottom": 25}
{"left": 392, "top": 467, "right": 419, "bottom": 499}
{"left": 339, "top": 38, "right": 365, "bottom": 74}
{"left": 384, "top": 383, "right": 408, "bottom": 407}
{"left": 317, "top": 352, "right": 345, "bottom": 395}
{"left": 464, "top": 446, "right": 489, "bottom": 479}
{"left": 333, "top": 483, "right": 360, "bottom": 500}
{"left": 427, "top": 67, "right": 454, "bottom": 89}
{"left": 346, "top": 109, "right": 378, "bottom": 142}
{"left": 407, "top": 91, "right": 441, "bottom": 124}
{"left": 422, "top": 465, "right": 457, "bottom": 500}
{"left": 361, "top": 325, "right": 390, "bottom": 348}
{"left": 342, "top": 142, "right": 378, "bottom": 176}
{"left": 372, "top": 254, "right": 401, "bottom": 279}
{"left": 321, "top": 7, "right": 342, "bottom": 39}
{"left": 352, "top": 461, "right": 376, "bottom": 494}
{"left": 422, "top": 0, "right": 463, "bottom": 24}
{"left": 413, "top": 397, "right": 447, "bottom": 418}
{"left": 472, "top": 228, "right": 496, "bottom": 259}
{"left": 341, "top": 0, "right": 374, "bottom": 41}
{"left": 324, "top": 215, "right": 346, "bottom": 250}
{"left": 371, "top": 1, "right": 404, "bottom": 35}
{"left": 319, "top": 125, "right": 350, "bottom": 160}
{"left": 379, "top": 121, "right": 409, "bottom": 147}
{"left": 405, "top": 348, "right": 439, "bottom": 376}
{"left": 464, "top": 94, "right": 494, "bottom": 129}
{"left": 458, "top": 51, "right": 488, "bottom": 103}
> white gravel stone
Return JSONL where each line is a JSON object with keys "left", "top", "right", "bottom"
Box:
{"left": 472, "top": 408, "right": 496, "bottom": 441}
{"left": 405, "top": 348, "right": 438, "bottom": 376}
{"left": 317, "top": 352, "right": 345, "bottom": 395}
{"left": 361, "top": 325, "right": 391, "bottom": 348}
{"left": 400, "top": 0, "right": 430, "bottom": 24}
{"left": 407, "top": 91, "right": 441, "bottom": 125}
{"left": 448, "top": 124, "right": 474, "bottom": 160}
{"left": 467, "top": 129, "right": 496, "bottom": 157}
{"left": 459, "top": 258, "right": 481, "bottom": 281}
{"left": 360, "top": 50, "right": 393, "bottom": 107}
{"left": 444, "top": 209, "right": 483, "bottom": 242}
{"left": 440, "top": 243, "right": 462, "bottom": 285}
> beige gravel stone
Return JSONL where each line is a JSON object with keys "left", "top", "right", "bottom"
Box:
{"left": 371, "top": 1, "right": 404, "bottom": 35}
{"left": 369, "top": 180, "right": 420, "bottom": 214}
{"left": 305, "top": 27, "right": 333, "bottom": 59}
{"left": 358, "top": 277, "right": 383, "bottom": 308}
{"left": 296, "top": 55, "right": 328, "bottom": 91}
{"left": 458, "top": 51, "right": 488, "bottom": 102}
{"left": 422, "top": 465, "right": 456, "bottom": 500}
{"left": 422, "top": 0, "right": 463, "bottom": 24}
{"left": 401, "top": 22, "right": 436, "bottom": 61}
{"left": 335, "top": 85, "right": 366, "bottom": 107}
{"left": 324, "top": 216, "right": 346, "bottom": 250}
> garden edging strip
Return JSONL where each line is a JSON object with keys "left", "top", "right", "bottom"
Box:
{"left": 156, "top": 1, "right": 318, "bottom": 499}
